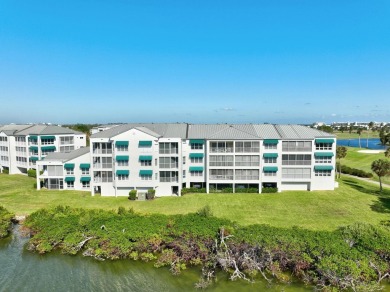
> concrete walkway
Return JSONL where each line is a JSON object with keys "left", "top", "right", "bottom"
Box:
{"left": 340, "top": 173, "right": 390, "bottom": 189}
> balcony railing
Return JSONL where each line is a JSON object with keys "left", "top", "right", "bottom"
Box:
{"left": 282, "top": 147, "right": 312, "bottom": 152}
{"left": 160, "top": 177, "right": 179, "bottom": 182}
{"left": 209, "top": 175, "right": 234, "bottom": 180}
{"left": 235, "top": 176, "right": 259, "bottom": 180}
{"left": 209, "top": 162, "right": 234, "bottom": 167}
{"left": 235, "top": 147, "right": 260, "bottom": 153}
{"left": 235, "top": 162, "right": 259, "bottom": 166}
{"left": 282, "top": 161, "right": 311, "bottom": 166}
{"left": 210, "top": 147, "right": 234, "bottom": 153}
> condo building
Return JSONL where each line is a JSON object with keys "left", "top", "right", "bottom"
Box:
{"left": 35, "top": 123, "right": 336, "bottom": 196}
{"left": 0, "top": 124, "right": 86, "bottom": 174}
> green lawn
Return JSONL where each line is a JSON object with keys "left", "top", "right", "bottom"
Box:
{"left": 1, "top": 174, "right": 389, "bottom": 231}
{"left": 334, "top": 130, "right": 379, "bottom": 139}
{"left": 341, "top": 147, "right": 390, "bottom": 185}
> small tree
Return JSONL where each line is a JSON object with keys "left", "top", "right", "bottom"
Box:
{"left": 146, "top": 189, "right": 155, "bottom": 200}
{"left": 371, "top": 159, "right": 390, "bottom": 192}
{"left": 385, "top": 148, "right": 390, "bottom": 158}
{"left": 128, "top": 190, "right": 137, "bottom": 200}
{"left": 336, "top": 146, "right": 347, "bottom": 179}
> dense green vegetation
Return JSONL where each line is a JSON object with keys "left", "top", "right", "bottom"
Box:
{"left": 1, "top": 174, "right": 389, "bottom": 230}
{"left": 23, "top": 206, "right": 390, "bottom": 290}
{"left": 334, "top": 130, "right": 379, "bottom": 139}
{"left": 0, "top": 206, "right": 14, "bottom": 238}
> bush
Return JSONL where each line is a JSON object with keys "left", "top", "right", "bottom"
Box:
{"left": 221, "top": 187, "right": 233, "bottom": 193}
{"left": 27, "top": 169, "right": 37, "bottom": 178}
{"left": 262, "top": 187, "right": 278, "bottom": 193}
{"left": 146, "top": 189, "right": 155, "bottom": 200}
{"left": 236, "top": 187, "right": 258, "bottom": 193}
{"left": 196, "top": 205, "right": 213, "bottom": 217}
{"left": 181, "top": 187, "right": 206, "bottom": 195}
{"left": 1, "top": 168, "right": 9, "bottom": 174}
{"left": 128, "top": 190, "right": 137, "bottom": 201}
{"left": 336, "top": 163, "right": 373, "bottom": 178}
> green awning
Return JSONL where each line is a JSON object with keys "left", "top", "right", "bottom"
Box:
{"left": 41, "top": 136, "right": 55, "bottom": 140}
{"left": 315, "top": 138, "right": 334, "bottom": 143}
{"left": 263, "top": 153, "right": 278, "bottom": 158}
{"left": 29, "top": 156, "right": 39, "bottom": 161}
{"left": 314, "top": 165, "right": 334, "bottom": 171}
{"left": 263, "top": 166, "right": 278, "bottom": 172}
{"left": 116, "top": 170, "right": 129, "bottom": 175}
{"left": 189, "top": 153, "right": 204, "bottom": 158}
{"left": 115, "top": 141, "right": 129, "bottom": 146}
{"left": 116, "top": 155, "right": 129, "bottom": 161}
{"left": 41, "top": 146, "right": 56, "bottom": 151}
{"left": 139, "top": 155, "right": 152, "bottom": 161}
{"left": 263, "top": 139, "right": 279, "bottom": 144}
{"left": 80, "top": 163, "right": 91, "bottom": 169}
{"left": 139, "top": 141, "right": 152, "bottom": 146}
{"left": 80, "top": 176, "right": 91, "bottom": 182}
{"left": 64, "top": 176, "right": 75, "bottom": 182}
{"left": 314, "top": 152, "right": 334, "bottom": 157}
{"left": 29, "top": 146, "right": 38, "bottom": 151}
{"left": 189, "top": 166, "right": 204, "bottom": 172}
{"left": 29, "top": 135, "right": 38, "bottom": 140}
{"left": 64, "top": 163, "right": 75, "bottom": 169}
{"left": 189, "top": 139, "right": 205, "bottom": 144}
{"left": 139, "top": 170, "right": 153, "bottom": 176}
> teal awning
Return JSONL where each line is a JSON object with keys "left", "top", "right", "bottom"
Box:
{"left": 315, "top": 138, "right": 334, "bottom": 143}
{"left": 116, "top": 170, "right": 129, "bottom": 175}
{"left": 189, "top": 153, "right": 204, "bottom": 158}
{"left": 314, "top": 152, "right": 334, "bottom": 157}
{"left": 263, "top": 139, "right": 279, "bottom": 144}
{"left": 29, "top": 135, "right": 38, "bottom": 140}
{"left": 116, "top": 155, "right": 129, "bottom": 161}
{"left": 139, "top": 141, "right": 152, "bottom": 146}
{"left": 189, "top": 139, "right": 205, "bottom": 144}
{"left": 29, "top": 156, "right": 39, "bottom": 161}
{"left": 64, "top": 163, "right": 75, "bottom": 169}
{"left": 139, "top": 170, "right": 153, "bottom": 176}
{"left": 314, "top": 165, "right": 334, "bottom": 171}
{"left": 189, "top": 166, "right": 204, "bottom": 172}
{"left": 41, "top": 136, "right": 55, "bottom": 140}
{"left": 64, "top": 176, "right": 75, "bottom": 182}
{"left": 115, "top": 141, "right": 129, "bottom": 146}
{"left": 80, "top": 176, "right": 91, "bottom": 182}
{"left": 139, "top": 155, "right": 152, "bottom": 161}
{"left": 263, "top": 153, "right": 278, "bottom": 158}
{"left": 41, "top": 146, "right": 56, "bottom": 151}
{"left": 263, "top": 166, "right": 278, "bottom": 172}
{"left": 29, "top": 146, "right": 38, "bottom": 151}
{"left": 80, "top": 163, "right": 91, "bottom": 169}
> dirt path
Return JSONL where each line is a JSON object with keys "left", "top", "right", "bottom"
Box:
{"left": 341, "top": 173, "right": 390, "bottom": 189}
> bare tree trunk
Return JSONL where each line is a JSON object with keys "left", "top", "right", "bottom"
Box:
{"left": 379, "top": 177, "right": 382, "bottom": 192}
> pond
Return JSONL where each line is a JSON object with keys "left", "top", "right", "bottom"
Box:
{"left": 337, "top": 138, "right": 388, "bottom": 150}
{"left": 0, "top": 225, "right": 311, "bottom": 292}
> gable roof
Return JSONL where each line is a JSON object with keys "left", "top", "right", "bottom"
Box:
{"left": 42, "top": 147, "right": 90, "bottom": 163}
{"left": 14, "top": 125, "right": 83, "bottom": 136}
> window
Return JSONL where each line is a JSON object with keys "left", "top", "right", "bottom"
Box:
{"left": 190, "top": 170, "right": 203, "bottom": 177}
{"left": 0, "top": 146, "right": 8, "bottom": 153}
{"left": 264, "top": 171, "right": 276, "bottom": 177}
{"left": 191, "top": 143, "right": 203, "bottom": 150}
{"left": 235, "top": 155, "right": 259, "bottom": 166}
{"left": 93, "top": 142, "right": 112, "bottom": 154}
{"left": 93, "top": 171, "right": 113, "bottom": 183}
{"left": 66, "top": 168, "right": 74, "bottom": 175}
{"left": 183, "top": 156, "right": 186, "bottom": 164}
{"left": 48, "top": 165, "right": 64, "bottom": 176}
{"left": 141, "top": 160, "right": 152, "bottom": 166}
{"left": 82, "top": 168, "right": 90, "bottom": 175}
{"left": 60, "top": 136, "right": 74, "bottom": 145}
{"left": 190, "top": 157, "right": 203, "bottom": 164}
{"left": 141, "top": 174, "right": 152, "bottom": 180}
{"left": 117, "top": 174, "right": 129, "bottom": 180}
{"left": 282, "top": 168, "right": 311, "bottom": 179}
{"left": 117, "top": 160, "right": 129, "bottom": 167}
{"left": 159, "top": 143, "right": 178, "bottom": 154}
{"left": 159, "top": 171, "right": 178, "bottom": 182}
{"left": 282, "top": 141, "right": 312, "bottom": 152}
{"left": 16, "top": 156, "right": 27, "bottom": 165}
{"left": 282, "top": 154, "right": 311, "bottom": 165}
{"left": 48, "top": 178, "right": 63, "bottom": 190}
{"left": 0, "top": 137, "right": 8, "bottom": 142}
{"left": 235, "top": 169, "right": 259, "bottom": 180}
{"left": 66, "top": 181, "right": 74, "bottom": 188}
{"left": 209, "top": 169, "right": 233, "bottom": 180}
{"left": 235, "top": 141, "right": 260, "bottom": 153}
{"left": 116, "top": 145, "right": 128, "bottom": 152}
{"left": 16, "top": 146, "right": 26, "bottom": 154}
{"left": 159, "top": 157, "right": 178, "bottom": 168}
{"left": 210, "top": 141, "right": 234, "bottom": 153}
{"left": 315, "top": 170, "right": 332, "bottom": 176}
{"left": 316, "top": 143, "right": 332, "bottom": 150}
{"left": 209, "top": 155, "right": 234, "bottom": 166}
{"left": 315, "top": 156, "right": 332, "bottom": 164}
{"left": 264, "top": 144, "right": 277, "bottom": 150}
{"left": 60, "top": 146, "right": 74, "bottom": 153}
{"left": 183, "top": 170, "right": 186, "bottom": 178}
{"left": 42, "top": 148, "right": 55, "bottom": 156}
{"left": 102, "top": 157, "right": 112, "bottom": 168}
{"left": 264, "top": 157, "right": 277, "bottom": 163}
{"left": 82, "top": 181, "right": 90, "bottom": 188}
{"left": 41, "top": 138, "right": 55, "bottom": 145}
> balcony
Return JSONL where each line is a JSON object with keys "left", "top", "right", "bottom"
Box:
{"left": 210, "top": 147, "right": 234, "bottom": 153}
{"left": 209, "top": 175, "right": 234, "bottom": 180}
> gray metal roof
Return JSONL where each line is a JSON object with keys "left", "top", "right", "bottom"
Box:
{"left": 14, "top": 125, "right": 83, "bottom": 136}
{"left": 42, "top": 147, "right": 90, "bottom": 163}
{"left": 0, "top": 124, "right": 32, "bottom": 135}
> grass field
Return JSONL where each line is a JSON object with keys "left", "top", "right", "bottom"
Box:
{"left": 341, "top": 147, "right": 390, "bottom": 185}
{"left": 1, "top": 174, "right": 389, "bottom": 231}
{"left": 334, "top": 130, "right": 380, "bottom": 139}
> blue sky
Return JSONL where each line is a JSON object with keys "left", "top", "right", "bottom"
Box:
{"left": 1, "top": 1, "right": 389, "bottom": 124}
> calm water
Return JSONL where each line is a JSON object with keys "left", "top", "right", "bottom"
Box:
{"left": 0, "top": 225, "right": 311, "bottom": 292}
{"left": 337, "top": 138, "right": 388, "bottom": 150}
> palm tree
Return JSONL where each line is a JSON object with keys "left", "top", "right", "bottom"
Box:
{"left": 336, "top": 146, "right": 347, "bottom": 179}
{"left": 357, "top": 128, "right": 363, "bottom": 148}
{"left": 371, "top": 159, "right": 390, "bottom": 192}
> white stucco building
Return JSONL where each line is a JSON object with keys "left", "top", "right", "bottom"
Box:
{"left": 35, "top": 123, "right": 336, "bottom": 197}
